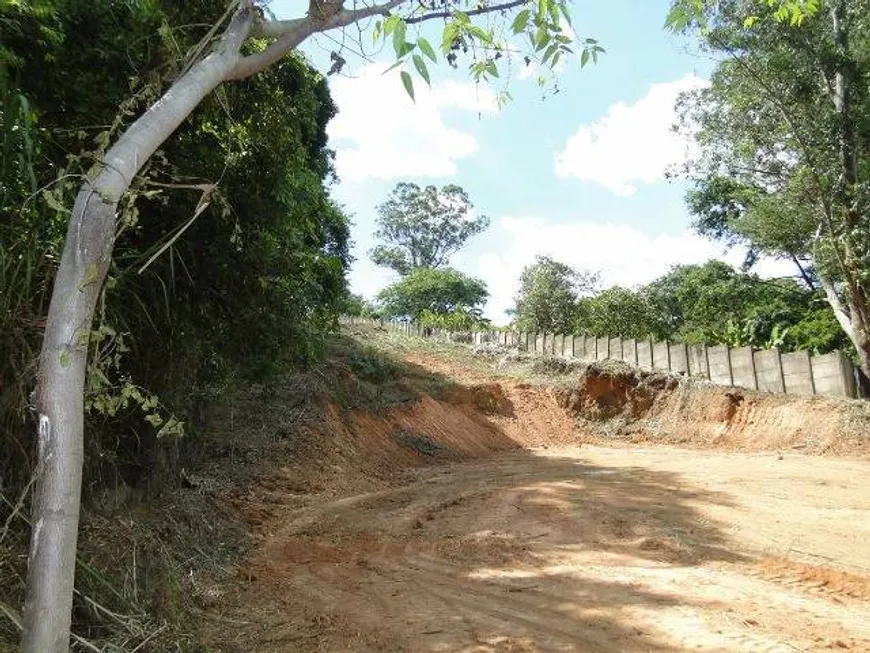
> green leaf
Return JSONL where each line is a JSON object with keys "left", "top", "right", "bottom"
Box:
{"left": 548, "top": 1, "right": 560, "bottom": 25}
{"left": 485, "top": 61, "right": 499, "bottom": 78}
{"left": 397, "top": 41, "right": 416, "bottom": 58}
{"left": 511, "top": 9, "right": 530, "bottom": 33}
{"left": 559, "top": 2, "right": 573, "bottom": 28}
{"left": 534, "top": 26, "right": 551, "bottom": 51}
{"left": 400, "top": 70, "right": 415, "bottom": 101}
{"left": 543, "top": 43, "right": 559, "bottom": 65}
{"left": 441, "top": 22, "right": 460, "bottom": 53}
{"left": 382, "top": 58, "right": 405, "bottom": 74}
{"left": 744, "top": 15, "right": 758, "bottom": 28}
{"left": 384, "top": 14, "right": 400, "bottom": 36}
{"left": 413, "top": 54, "right": 431, "bottom": 85}
{"left": 417, "top": 37, "right": 437, "bottom": 62}
{"left": 580, "top": 48, "right": 590, "bottom": 67}
{"left": 393, "top": 18, "right": 407, "bottom": 58}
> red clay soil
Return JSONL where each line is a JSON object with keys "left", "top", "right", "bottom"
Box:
{"left": 554, "top": 361, "right": 870, "bottom": 455}
{"left": 201, "top": 346, "right": 870, "bottom": 652}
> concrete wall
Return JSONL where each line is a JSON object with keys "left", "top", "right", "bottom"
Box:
{"left": 730, "top": 346, "right": 757, "bottom": 390}
{"left": 811, "top": 351, "right": 856, "bottom": 398}
{"left": 782, "top": 350, "right": 814, "bottom": 396}
{"left": 596, "top": 337, "right": 609, "bottom": 361}
{"left": 753, "top": 349, "right": 785, "bottom": 394}
{"left": 622, "top": 339, "right": 638, "bottom": 365}
{"left": 688, "top": 343, "right": 709, "bottom": 379}
{"left": 609, "top": 337, "right": 623, "bottom": 361}
{"left": 652, "top": 341, "right": 670, "bottom": 371}
{"left": 669, "top": 342, "right": 689, "bottom": 375}
{"left": 636, "top": 340, "right": 653, "bottom": 369}
{"left": 374, "top": 318, "right": 859, "bottom": 400}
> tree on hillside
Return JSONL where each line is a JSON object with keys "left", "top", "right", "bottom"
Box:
{"left": 511, "top": 255, "right": 599, "bottom": 333}
{"left": 18, "top": 1, "right": 597, "bottom": 648}
{"left": 370, "top": 182, "right": 490, "bottom": 275}
{"left": 378, "top": 266, "right": 488, "bottom": 320}
{"left": 669, "top": 0, "right": 870, "bottom": 376}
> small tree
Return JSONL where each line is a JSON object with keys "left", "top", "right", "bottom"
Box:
{"left": 511, "top": 255, "right": 599, "bottom": 333}
{"left": 378, "top": 267, "right": 488, "bottom": 320}
{"left": 370, "top": 182, "right": 490, "bottom": 275}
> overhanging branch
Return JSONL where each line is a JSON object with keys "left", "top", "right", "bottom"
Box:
{"left": 405, "top": 0, "right": 528, "bottom": 24}
{"left": 231, "top": 0, "right": 407, "bottom": 80}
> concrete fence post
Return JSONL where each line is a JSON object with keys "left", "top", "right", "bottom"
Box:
{"left": 704, "top": 345, "right": 711, "bottom": 380}
{"left": 725, "top": 346, "right": 734, "bottom": 386}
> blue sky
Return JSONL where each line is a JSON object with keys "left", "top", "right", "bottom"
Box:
{"left": 268, "top": 1, "right": 792, "bottom": 324}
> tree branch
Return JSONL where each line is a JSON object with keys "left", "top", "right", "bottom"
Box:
{"left": 405, "top": 0, "right": 527, "bottom": 24}
{"left": 230, "top": 0, "right": 407, "bottom": 80}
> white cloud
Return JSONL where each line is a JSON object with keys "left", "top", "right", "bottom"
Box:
{"left": 476, "top": 216, "right": 796, "bottom": 324}
{"left": 555, "top": 75, "right": 709, "bottom": 195}
{"left": 327, "top": 64, "right": 497, "bottom": 183}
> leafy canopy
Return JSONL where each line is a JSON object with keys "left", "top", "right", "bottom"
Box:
{"left": 370, "top": 182, "right": 490, "bottom": 276}
{"left": 511, "top": 255, "right": 599, "bottom": 333}
{"left": 377, "top": 266, "right": 488, "bottom": 320}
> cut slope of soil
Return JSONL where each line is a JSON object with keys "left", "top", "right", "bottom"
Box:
{"left": 553, "top": 360, "right": 870, "bottom": 455}
{"left": 198, "top": 331, "right": 870, "bottom": 652}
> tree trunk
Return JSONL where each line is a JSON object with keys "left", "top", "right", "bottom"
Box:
{"left": 20, "top": 0, "right": 404, "bottom": 646}
{"left": 20, "top": 9, "right": 254, "bottom": 651}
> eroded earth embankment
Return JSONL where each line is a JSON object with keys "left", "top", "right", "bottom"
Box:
{"left": 201, "top": 334, "right": 870, "bottom": 652}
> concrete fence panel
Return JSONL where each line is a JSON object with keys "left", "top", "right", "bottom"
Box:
{"left": 811, "top": 351, "right": 856, "bottom": 398}
{"left": 753, "top": 349, "right": 785, "bottom": 394}
{"left": 688, "top": 344, "right": 709, "bottom": 379}
{"left": 730, "top": 346, "right": 757, "bottom": 390}
{"left": 622, "top": 339, "right": 638, "bottom": 365}
{"left": 534, "top": 333, "right": 543, "bottom": 354}
{"left": 669, "top": 342, "right": 689, "bottom": 375}
{"left": 596, "top": 337, "right": 610, "bottom": 361}
{"left": 781, "top": 350, "right": 814, "bottom": 395}
{"left": 583, "top": 336, "right": 597, "bottom": 361}
{"left": 636, "top": 340, "right": 653, "bottom": 369}
{"left": 563, "top": 335, "right": 575, "bottom": 357}
{"left": 609, "top": 337, "right": 623, "bottom": 361}
{"left": 554, "top": 334, "right": 565, "bottom": 357}
{"left": 652, "top": 341, "right": 670, "bottom": 371}
{"left": 707, "top": 345, "right": 732, "bottom": 385}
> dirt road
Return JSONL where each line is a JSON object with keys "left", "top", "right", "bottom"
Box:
{"left": 217, "top": 444, "right": 870, "bottom": 652}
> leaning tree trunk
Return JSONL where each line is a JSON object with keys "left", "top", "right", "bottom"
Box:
{"left": 19, "top": 0, "right": 407, "bottom": 647}
{"left": 20, "top": 11, "right": 255, "bottom": 652}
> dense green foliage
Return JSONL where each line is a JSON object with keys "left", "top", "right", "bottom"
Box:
{"left": 510, "top": 256, "right": 847, "bottom": 354}
{"left": 1, "top": 0, "right": 350, "bottom": 492}
{"left": 370, "top": 182, "right": 489, "bottom": 275}
{"left": 511, "top": 255, "right": 599, "bottom": 333}
{"left": 378, "top": 267, "right": 488, "bottom": 321}
{"left": 670, "top": 0, "right": 870, "bottom": 374}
